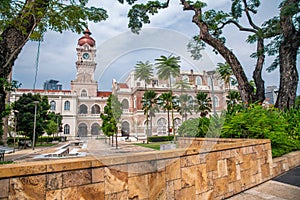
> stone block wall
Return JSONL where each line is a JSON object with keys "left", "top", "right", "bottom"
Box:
{"left": 0, "top": 139, "right": 299, "bottom": 200}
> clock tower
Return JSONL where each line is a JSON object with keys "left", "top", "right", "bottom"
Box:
{"left": 71, "top": 29, "right": 98, "bottom": 97}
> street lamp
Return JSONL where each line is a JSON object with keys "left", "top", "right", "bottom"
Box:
{"left": 32, "top": 101, "right": 39, "bottom": 150}
{"left": 13, "top": 110, "right": 19, "bottom": 152}
{"left": 207, "top": 70, "right": 217, "bottom": 115}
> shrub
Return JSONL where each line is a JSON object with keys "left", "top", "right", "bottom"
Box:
{"left": 177, "top": 118, "right": 200, "bottom": 137}
{"left": 147, "top": 135, "right": 174, "bottom": 142}
{"left": 221, "top": 104, "right": 299, "bottom": 157}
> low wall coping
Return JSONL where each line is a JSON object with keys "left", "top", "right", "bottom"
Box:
{"left": 0, "top": 138, "right": 270, "bottom": 179}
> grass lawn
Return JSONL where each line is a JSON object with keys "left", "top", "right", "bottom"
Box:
{"left": 134, "top": 141, "right": 172, "bottom": 150}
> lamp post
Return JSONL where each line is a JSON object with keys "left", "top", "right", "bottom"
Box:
{"left": 207, "top": 70, "right": 217, "bottom": 115}
{"left": 13, "top": 110, "right": 19, "bottom": 152}
{"left": 32, "top": 101, "right": 39, "bottom": 150}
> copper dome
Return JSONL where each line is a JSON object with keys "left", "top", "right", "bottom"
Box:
{"left": 78, "top": 29, "right": 95, "bottom": 47}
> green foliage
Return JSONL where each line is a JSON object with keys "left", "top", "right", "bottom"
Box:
{"left": 177, "top": 94, "right": 193, "bottom": 121}
{"left": 0, "top": 161, "right": 13, "bottom": 165}
{"left": 0, "top": 0, "right": 108, "bottom": 40}
{"left": 187, "top": 37, "right": 205, "bottom": 60}
{"left": 6, "top": 136, "right": 62, "bottom": 145}
{"left": 155, "top": 54, "right": 181, "bottom": 86}
{"left": 196, "top": 117, "right": 210, "bottom": 137}
{"left": 226, "top": 91, "right": 243, "bottom": 115}
{"left": 177, "top": 118, "right": 199, "bottom": 137}
{"left": 124, "top": 0, "right": 169, "bottom": 33}
{"left": 12, "top": 93, "right": 50, "bottom": 143}
{"left": 221, "top": 104, "right": 300, "bottom": 157}
{"left": 147, "top": 135, "right": 174, "bottom": 143}
{"left": 295, "top": 96, "right": 300, "bottom": 109}
{"left": 135, "top": 141, "right": 170, "bottom": 150}
{"left": 134, "top": 60, "right": 154, "bottom": 87}
{"left": 45, "top": 120, "right": 58, "bottom": 137}
{"left": 194, "top": 91, "right": 211, "bottom": 117}
{"left": 178, "top": 114, "right": 225, "bottom": 138}
{"left": 100, "top": 95, "right": 122, "bottom": 138}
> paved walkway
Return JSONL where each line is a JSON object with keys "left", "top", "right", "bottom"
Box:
{"left": 227, "top": 166, "right": 300, "bottom": 200}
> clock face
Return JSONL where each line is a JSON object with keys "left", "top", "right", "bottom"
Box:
{"left": 82, "top": 53, "right": 89, "bottom": 59}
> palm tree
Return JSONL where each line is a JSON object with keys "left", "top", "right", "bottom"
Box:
{"left": 134, "top": 60, "right": 154, "bottom": 89}
{"left": 157, "top": 92, "right": 177, "bottom": 136}
{"left": 216, "top": 62, "right": 234, "bottom": 91}
{"left": 226, "top": 90, "right": 242, "bottom": 114}
{"left": 155, "top": 55, "right": 181, "bottom": 89}
{"left": 141, "top": 90, "right": 157, "bottom": 136}
{"left": 175, "top": 79, "right": 191, "bottom": 93}
{"left": 155, "top": 55, "right": 181, "bottom": 135}
{"left": 177, "top": 94, "right": 193, "bottom": 121}
{"left": 194, "top": 92, "right": 212, "bottom": 118}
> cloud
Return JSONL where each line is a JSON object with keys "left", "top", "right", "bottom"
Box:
{"left": 11, "top": 0, "right": 299, "bottom": 94}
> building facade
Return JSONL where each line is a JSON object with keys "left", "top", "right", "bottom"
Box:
{"left": 10, "top": 30, "right": 231, "bottom": 139}
{"left": 112, "top": 69, "right": 230, "bottom": 138}
{"left": 10, "top": 30, "right": 111, "bottom": 139}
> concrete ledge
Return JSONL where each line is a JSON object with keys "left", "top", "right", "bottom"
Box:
{"left": 0, "top": 138, "right": 298, "bottom": 200}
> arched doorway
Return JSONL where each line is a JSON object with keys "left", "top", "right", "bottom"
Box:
{"left": 91, "top": 123, "right": 100, "bottom": 135}
{"left": 157, "top": 118, "right": 167, "bottom": 135}
{"left": 121, "top": 121, "right": 130, "bottom": 137}
{"left": 78, "top": 123, "right": 88, "bottom": 137}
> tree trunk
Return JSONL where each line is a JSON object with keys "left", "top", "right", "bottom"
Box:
{"left": 181, "top": 1, "right": 255, "bottom": 103}
{"left": 275, "top": 0, "right": 299, "bottom": 109}
{"left": 253, "top": 38, "right": 265, "bottom": 102}
{"left": 276, "top": 42, "right": 299, "bottom": 109}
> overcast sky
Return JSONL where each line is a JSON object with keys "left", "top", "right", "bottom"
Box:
{"left": 12, "top": 0, "right": 299, "bottom": 94}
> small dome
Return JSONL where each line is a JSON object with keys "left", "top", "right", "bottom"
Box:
{"left": 78, "top": 29, "right": 95, "bottom": 47}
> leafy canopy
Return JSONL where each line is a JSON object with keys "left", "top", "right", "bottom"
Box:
{"left": 0, "top": 0, "right": 108, "bottom": 40}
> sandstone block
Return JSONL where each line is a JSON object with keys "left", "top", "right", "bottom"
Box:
{"left": 165, "top": 158, "right": 181, "bottom": 181}
{"left": 217, "top": 159, "right": 228, "bottom": 178}
{"left": 105, "top": 166, "right": 128, "bottom": 194}
{"left": 62, "top": 169, "right": 91, "bottom": 188}
{"left": 128, "top": 174, "right": 149, "bottom": 199}
{"left": 9, "top": 175, "right": 46, "bottom": 200}
{"left": 92, "top": 167, "right": 105, "bottom": 183}
{"left": 174, "top": 186, "right": 195, "bottom": 200}
{"left": 47, "top": 172, "right": 63, "bottom": 190}
{"left": 0, "top": 178, "right": 9, "bottom": 198}
{"left": 149, "top": 171, "right": 166, "bottom": 199}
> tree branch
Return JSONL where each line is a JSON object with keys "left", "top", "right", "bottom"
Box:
{"left": 242, "top": 0, "right": 260, "bottom": 30}
{"left": 218, "top": 19, "right": 257, "bottom": 34}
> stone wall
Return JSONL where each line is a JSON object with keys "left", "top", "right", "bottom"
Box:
{"left": 0, "top": 139, "right": 299, "bottom": 200}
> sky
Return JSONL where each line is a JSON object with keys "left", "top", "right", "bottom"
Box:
{"left": 12, "top": 0, "right": 300, "bottom": 94}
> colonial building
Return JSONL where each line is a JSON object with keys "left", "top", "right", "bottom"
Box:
{"left": 10, "top": 30, "right": 231, "bottom": 139}
{"left": 113, "top": 69, "right": 229, "bottom": 138}
{"left": 10, "top": 30, "right": 111, "bottom": 139}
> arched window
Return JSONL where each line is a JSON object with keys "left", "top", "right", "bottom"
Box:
{"left": 144, "top": 120, "right": 151, "bottom": 136}
{"left": 182, "top": 75, "right": 189, "bottom": 83}
{"left": 78, "top": 123, "right": 87, "bottom": 137}
{"left": 121, "top": 99, "right": 129, "bottom": 110}
{"left": 157, "top": 118, "right": 167, "bottom": 135}
{"left": 79, "top": 104, "right": 88, "bottom": 114}
{"left": 213, "top": 96, "right": 219, "bottom": 107}
{"left": 174, "top": 118, "right": 182, "bottom": 131}
{"left": 121, "top": 121, "right": 130, "bottom": 136}
{"left": 81, "top": 89, "right": 87, "bottom": 97}
{"left": 50, "top": 101, "right": 56, "bottom": 111}
{"left": 91, "top": 104, "right": 101, "bottom": 114}
{"left": 196, "top": 76, "right": 202, "bottom": 85}
{"left": 64, "top": 101, "right": 70, "bottom": 110}
{"left": 91, "top": 123, "right": 100, "bottom": 135}
{"left": 64, "top": 124, "right": 70, "bottom": 134}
